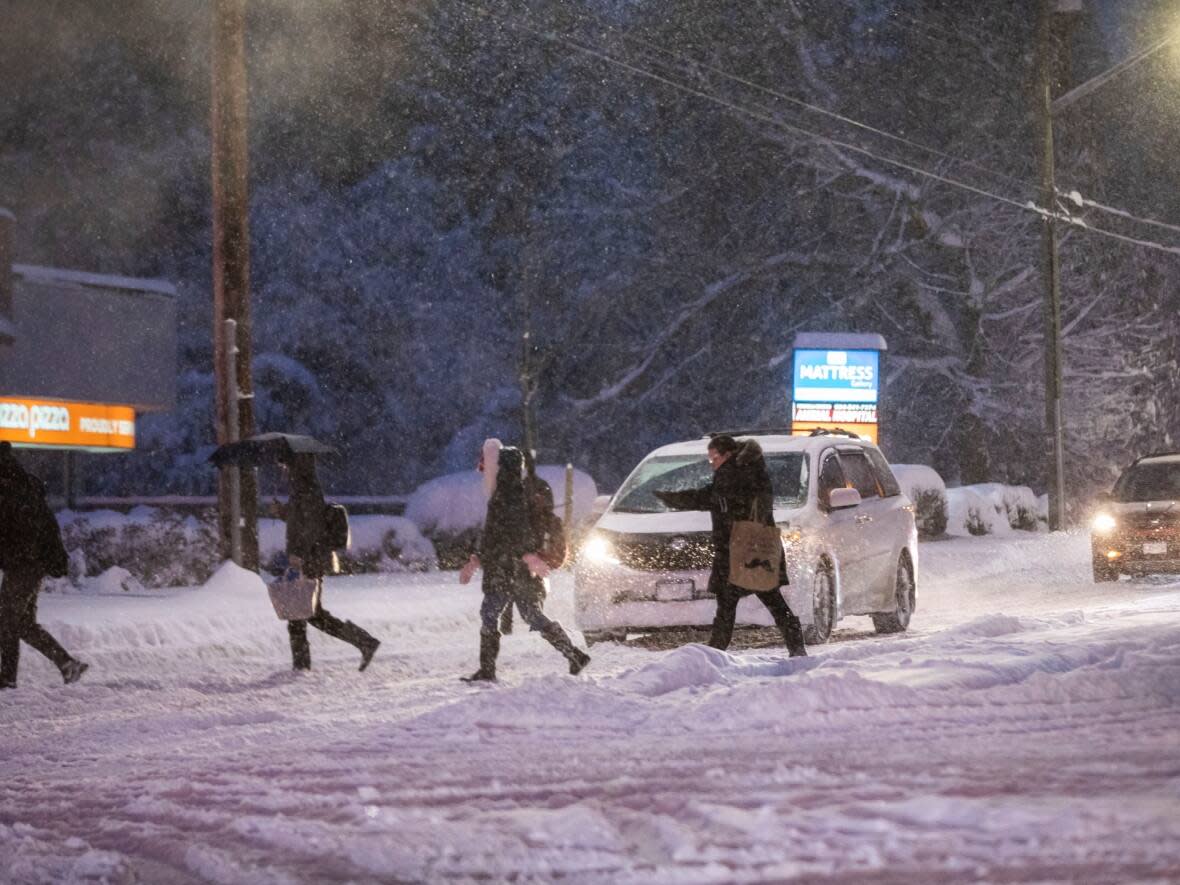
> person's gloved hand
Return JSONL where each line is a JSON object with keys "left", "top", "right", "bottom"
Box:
{"left": 459, "top": 554, "right": 480, "bottom": 585}
{"left": 522, "top": 552, "right": 551, "bottom": 578}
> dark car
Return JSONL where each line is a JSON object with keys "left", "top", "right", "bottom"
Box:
{"left": 1090, "top": 453, "right": 1180, "bottom": 582}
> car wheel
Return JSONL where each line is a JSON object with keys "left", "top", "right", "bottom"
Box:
{"left": 872, "top": 553, "right": 915, "bottom": 635}
{"left": 1092, "top": 559, "right": 1119, "bottom": 583}
{"left": 803, "top": 561, "right": 836, "bottom": 645}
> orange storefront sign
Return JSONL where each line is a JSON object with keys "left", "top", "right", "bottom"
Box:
{"left": 0, "top": 397, "right": 136, "bottom": 451}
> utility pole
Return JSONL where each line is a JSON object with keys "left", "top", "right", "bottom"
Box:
{"left": 518, "top": 237, "right": 541, "bottom": 457}
{"left": 212, "top": 0, "right": 259, "bottom": 568}
{"left": 1036, "top": 0, "right": 1067, "bottom": 531}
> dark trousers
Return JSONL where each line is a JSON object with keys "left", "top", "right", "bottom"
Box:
{"left": 480, "top": 588, "right": 556, "bottom": 636}
{"left": 476, "top": 582, "right": 584, "bottom": 676}
{"left": 709, "top": 584, "right": 804, "bottom": 652}
{"left": 0, "top": 568, "right": 72, "bottom": 686}
{"left": 287, "top": 593, "right": 376, "bottom": 670}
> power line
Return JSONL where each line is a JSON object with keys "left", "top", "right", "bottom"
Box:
{"left": 617, "top": 14, "right": 1180, "bottom": 242}
{"left": 607, "top": 21, "right": 1034, "bottom": 194}
{"left": 1060, "top": 190, "right": 1180, "bottom": 237}
{"left": 456, "top": 1, "right": 1180, "bottom": 258}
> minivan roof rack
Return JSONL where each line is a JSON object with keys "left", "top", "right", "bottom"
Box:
{"left": 807, "top": 427, "right": 864, "bottom": 439}
{"left": 702, "top": 428, "right": 795, "bottom": 439}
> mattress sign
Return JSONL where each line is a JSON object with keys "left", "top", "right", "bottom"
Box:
{"left": 0, "top": 397, "right": 135, "bottom": 450}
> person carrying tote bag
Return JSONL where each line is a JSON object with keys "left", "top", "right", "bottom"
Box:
{"left": 655, "top": 435, "right": 806, "bottom": 656}
{"left": 277, "top": 453, "right": 380, "bottom": 672}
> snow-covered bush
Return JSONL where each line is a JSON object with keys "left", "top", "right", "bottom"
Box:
{"left": 892, "top": 465, "right": 948, "bottom": 539}
{"left": 945, "top": 484, "right": 1047, "bottom": 537}
{"left": 58, "top": 507, "right": 220, "bottom": 589}
{"left": 259, "top": 515, "right": 437, "bottom": 575}
{"left": 912, "top": 489, "right": 949, "bottom": 538}
{"left": 56, "top": 506, "right": 438, "bottom": 590}
{"left": 405, "top": 465, "right": 598, "bottom": 568}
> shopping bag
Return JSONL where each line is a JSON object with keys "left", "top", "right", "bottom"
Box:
{"left": 267, "top": 566, "right": 321, "bottom": 621}
{"left": 728, "top": 499, "right": 783, "bottom": 592}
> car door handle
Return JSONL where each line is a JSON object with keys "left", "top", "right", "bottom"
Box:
{"left": 855, "top": 514, "right": 872, "bottom": 525}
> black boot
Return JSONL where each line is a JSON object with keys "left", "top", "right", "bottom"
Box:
{"left": 777, "top": 611, "right": 808, "bottom": 658}
{"left": 358, "top": 635, "right": 380, "bottom": 672}
{"left": 335, "top": 619, "right": 380, "bottom": 672}
{"left": 463, "top": 631, "right": 499, "bottom": 682}
{"left": 310, "top": 611, "right": 380, "bottom": 671}
{"left": 0, "top": 643, "right": 18, "bottom": 689}
{"left": 542, "top": 624, "right": 591, "bottom": 675}
{"left": 60, "top": 659, "right": 89, "bottom": 684}
{"left": 288, "top": 621, "right": 312, "bottom": 670}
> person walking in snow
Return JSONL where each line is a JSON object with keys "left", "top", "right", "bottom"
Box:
{"left": 278, "top": 452, "right": 380, "bottom": 672}
{"left": 0, "top": 442, "right": 89, "bottom": 688}
{"left": 458, "top": 440, "right": 589, "bottom": 682}
{"left": 655, "top": 434, "right": 807, "bottom": 656}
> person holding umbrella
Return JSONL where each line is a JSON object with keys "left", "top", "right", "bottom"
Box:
{"left": 277, "top": 452, "right": 381, "bottom": 672}
{"left": 210, "top": 433, "right": 381, "bottom": 673}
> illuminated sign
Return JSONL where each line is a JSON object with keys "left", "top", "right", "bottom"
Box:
{"left": 792, "top": 349, "right": 879, "bottom": 404}
{"left": 792, "top": 403, "right": 878, "bottom": 424}
{"left": 0, "top": 398, "right": 136, "bottom": 451}
{"left": 790, "top": 345, "right": 882, "bottom": 442}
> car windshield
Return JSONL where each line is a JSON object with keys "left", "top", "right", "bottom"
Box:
{"left": 1113, "top": 462, "right": 1180, "bottom": 503}
{"left": 611, "top": 452, "right": 808, "bottom": 514}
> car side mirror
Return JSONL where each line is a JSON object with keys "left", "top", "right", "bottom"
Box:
{"left": 591, "top": 494, "right": 613, "bottom": 518}
{"left": 828, "top": 487, "right": 862, "bottom": 510}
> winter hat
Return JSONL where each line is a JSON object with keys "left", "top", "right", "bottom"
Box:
{"left": 481, "top": 438, "right": 503, "bottom": 498}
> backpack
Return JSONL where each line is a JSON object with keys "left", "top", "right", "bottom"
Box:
{"left": 321, "top": 503, "right": 350, "bottom": 551}
{"left": 526, "top": 476, "right": 567, "bottom": 570}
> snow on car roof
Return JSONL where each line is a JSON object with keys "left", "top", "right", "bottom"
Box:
{"left": 1136, "top": 453, "right": 1180, "bottom": 465}
{"left": 648, "top": 433, "right": 871, "bottom": 458}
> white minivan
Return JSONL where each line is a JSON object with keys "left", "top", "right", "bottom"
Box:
{"left": 574, "top": 430, "right": 918, "bottom": 645}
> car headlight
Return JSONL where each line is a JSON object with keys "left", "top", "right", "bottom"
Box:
{"left": 582, "top": 534, "right": 619, "bottom": 565}
{"left": 1092, "top": 513, "right": 1117, "bottom": 534}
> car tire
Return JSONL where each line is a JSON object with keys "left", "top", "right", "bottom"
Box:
{"left": 872, "top": 553, "right": 915, "bottom": 635}
{"left": 803, "top": 560, "right": 836, "bottom": 645}
{"left": 1092, "top": 560, "right": 1119, "bottom": 583}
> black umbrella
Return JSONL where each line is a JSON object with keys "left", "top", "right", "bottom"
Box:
{"left": 208, "top": 432, "right": 339, "bottom": 468}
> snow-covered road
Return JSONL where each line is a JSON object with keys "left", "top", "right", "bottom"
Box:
{"left": 3, "top": 532, "right": 1180, "bottom": 883}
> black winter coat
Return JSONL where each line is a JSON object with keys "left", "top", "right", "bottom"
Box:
{"left": 0, "top": 456, "right": 68, "bottom": 579}
{"left": 284, "top": 466, "right": 334, "bottom": 579}
{"left": 478, "top": 448, "right": 544, "bottom": 603}
{"left": 655, "top": 439, "right": 787, "bottom": 594}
